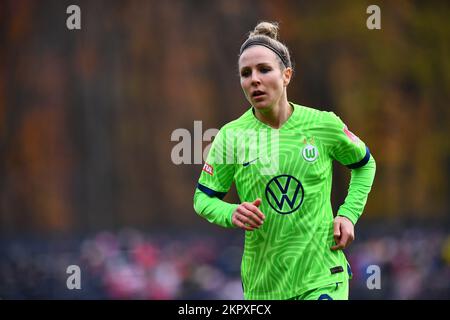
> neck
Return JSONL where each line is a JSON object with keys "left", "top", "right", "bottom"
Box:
{"left": 254, "top": 96, "right": 292, "bottom": 129}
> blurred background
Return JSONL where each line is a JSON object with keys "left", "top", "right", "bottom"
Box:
{"left": 1, "top": 0, "right": 449, "bottom": 299}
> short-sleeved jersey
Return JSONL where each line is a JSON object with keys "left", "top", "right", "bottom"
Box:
{"left": 197, "top": 103, "right": 370, "bottom": 299}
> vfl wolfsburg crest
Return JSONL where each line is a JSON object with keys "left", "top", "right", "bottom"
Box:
{"left": 302, "top": 144, "right": 319, "bottom": 162}
{"left": 265, "top": 174, "right": 304, "bottom": 214}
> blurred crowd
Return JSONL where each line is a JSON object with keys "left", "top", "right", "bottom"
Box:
{"left": 1, "top": 224, "right": 449, "bottom": 300}
{"left": 347, "top": 225, "right": 450, "bottom": 299}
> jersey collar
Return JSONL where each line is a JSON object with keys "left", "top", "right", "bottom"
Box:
{"left": 250, "top": 102, "right": 298, "bottom": 130}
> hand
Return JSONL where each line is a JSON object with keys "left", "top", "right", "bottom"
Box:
{"left": 331, "top": 216, "right": 355, "bottom": 251}
{"left": 232, "top": 198, "right": 265, "bottom": 231}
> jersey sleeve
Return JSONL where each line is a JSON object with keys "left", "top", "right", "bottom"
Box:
{"left": 326, "top": 112, "right": 371, "bottom": 169}
{"left": 197, "top": 127, "right": 236, "bottom": 198}
{"left": 337, "top": 155, "right": 376, "bottom": 225}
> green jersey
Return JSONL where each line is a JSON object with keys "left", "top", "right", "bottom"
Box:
{"left": 195, "top": 103, "right": 371, "bottom": 299}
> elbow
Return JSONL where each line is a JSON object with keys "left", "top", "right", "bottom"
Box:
{"left": 193, "top": 188, "right": 203, "bottom": 215}
{"left": 370, "top": 154, "right": 376, "bottom": 171}
{"left": 193, "top": 190, "right": 199, "bottom": 214}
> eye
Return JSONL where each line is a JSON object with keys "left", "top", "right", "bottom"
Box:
{"left": 240, "top": 69, "right": 251, "bottom": 78}
{"left": 260, "top": 66, "right": 272, "bottom": 73}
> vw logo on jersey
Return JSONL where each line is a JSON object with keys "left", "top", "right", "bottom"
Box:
{"left": 302, "top": 144, "right": 319, "bottom": 162}
{"left": 265, "top": 174, "right": 304, "bottom": 214}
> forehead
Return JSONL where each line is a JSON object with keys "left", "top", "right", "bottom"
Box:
{"left": 239, "top": 45, "right": 279, "bottom": 68}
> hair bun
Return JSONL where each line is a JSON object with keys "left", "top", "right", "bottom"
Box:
{"left": 250, "top": 21, "right": 279, "bottom": 40}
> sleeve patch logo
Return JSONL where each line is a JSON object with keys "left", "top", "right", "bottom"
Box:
{"left": 343, "top": 126, "right": 360, "bottom": 144}
{"left": 202, "top": 162, "right": 213, "bottom": 175}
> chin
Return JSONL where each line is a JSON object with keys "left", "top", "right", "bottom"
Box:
{"left": 252, "top": 100, "right": 271, "bottom": 111}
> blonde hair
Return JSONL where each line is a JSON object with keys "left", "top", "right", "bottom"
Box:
{"left": 239, "top": 21, "right": 292, "bottom": 69}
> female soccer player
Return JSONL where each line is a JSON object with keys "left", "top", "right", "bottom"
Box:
{"left": 193, "top": 21, "right": 376, "bottom": 300}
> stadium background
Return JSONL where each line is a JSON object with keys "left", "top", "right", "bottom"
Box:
{"left": 1, "top": 0, "right": 449, "bottom": 299}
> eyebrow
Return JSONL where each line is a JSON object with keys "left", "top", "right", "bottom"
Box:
{"left": 240, "top": 63, "right": 272, "bottom": 71}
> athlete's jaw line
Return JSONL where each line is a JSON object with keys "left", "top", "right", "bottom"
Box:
{"left": 251, "top": 88, "right": 284, "bottom": 112}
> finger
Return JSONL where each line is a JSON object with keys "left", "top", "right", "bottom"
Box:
{"left": 331, "top": 220, "right": 343, "bottom": 250}
{"left": 330, "top": 243, "right": 344, "bottom": 251}
{"left": 238, "top": 220, "right": 256, "bottom": 231}
{"left": 333, "top": 220, "right": 341, "bottom": 239}
{"left": 232, "top": 216, "right": 255, "bottom": 231}
{"left": 241, "top": 205, "right": 264, "bottom": 225}
{"left": 331, "top": 230, "right": 350, "bottom": 250}
{"left": 242, "top": 203, "right": 265, "bottom": 222}
{"left": 339, "top": 232, "right": 350, "bottom": 249}
{"left": 236, "top": 208, "right": 261, "bottom": 228}
{"left": 343, "top": 231, "right": 354, "bottom": 247}
{"left": 232, "top": 215, "right": 251, "bottom": 229}
{"left": 248, "top": 199, "right": 265, "bottom": 220}
{"left": 237, "top": 207, "right": 261, "bottom": 228}
{"left": 252, "top": 198, "right": 262, "bottom": 207}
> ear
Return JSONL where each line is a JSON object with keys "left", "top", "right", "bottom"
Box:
{"left": 282, "top": 67, "right": 293, "bottom": 86}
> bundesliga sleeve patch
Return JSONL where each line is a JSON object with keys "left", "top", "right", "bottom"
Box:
{"left": 202, "top": 162, "right": 213, "bottom": 175}
{"left": 343, "top": 126, "right": 360, "bottom": 144}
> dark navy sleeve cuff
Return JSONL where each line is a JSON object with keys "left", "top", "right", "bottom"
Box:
{"left": 346, "top": 146, "right": 371, "bottom": 169}
{"left": 197, "top": 183, "right": 227, "bottom": 200}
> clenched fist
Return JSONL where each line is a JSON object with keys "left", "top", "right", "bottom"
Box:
{"left": 331, "top": 215, "right": 355, "bottom": 250}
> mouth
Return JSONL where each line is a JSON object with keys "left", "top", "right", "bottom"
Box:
{"left": 252, "top": 90, "right": 266, "bottom": 99}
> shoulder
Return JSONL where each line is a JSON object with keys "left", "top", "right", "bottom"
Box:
{"left": 292, "top": 103, "right": 341, "bottom": 127}
{"left": 219, "top": 107, "right": 255, "bottom": 132}
{"left": 321, "top": 110, "right": 345, "bottom": 128}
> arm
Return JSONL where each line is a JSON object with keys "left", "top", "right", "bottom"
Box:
{"left": 338, "top": 154, "right": 376, "bottom": 225}
{"left": 331, "top": 155, "right": 376, "bottom": 250}
{"left": 193, "top": 188, "right": 266, "bottom": 230}
{"left": 193, "top": 187, "right": 238, "bottom": 228}
{"left": 193, "top": 126, "right": 265, "bottom": 231}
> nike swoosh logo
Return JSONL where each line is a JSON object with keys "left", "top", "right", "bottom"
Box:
{"left": 243, "top": 158, "right": 259, "bottom": 167}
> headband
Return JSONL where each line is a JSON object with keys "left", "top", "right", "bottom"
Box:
{"left": 240, "top": 40, "right": 290, "bottom": 68}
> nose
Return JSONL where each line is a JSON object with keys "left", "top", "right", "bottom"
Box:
{"left": 251, "top": 71, "right": 261, "bottom": 86}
